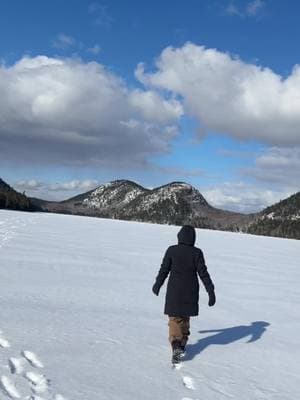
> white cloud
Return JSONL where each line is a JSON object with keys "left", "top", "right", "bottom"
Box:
{"left": 49, "top": 179, "right": 99, "bottom": 191}
{"left": 12, "top": 179, "right": 100, "bottom": 201}
{"left": 202, "top": 182, "right": 293, "bottom": 213}
{"left": 128, "top": 89, "right": 183, "bottom": 124}
{"left": 136, "top": 42, "right": 300, "bottom": 146}
{"left": 14, "top": 180, "right": 43, "bottom": 191}
{"left": 0, "top": 55, "right": 181, "bottom": 168}
{"left": 52, "top": 33, "right": 77, "bottom": 49}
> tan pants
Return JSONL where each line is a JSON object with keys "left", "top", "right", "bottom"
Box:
{"left": 168, "top": 317, "right": 190, "bottom": 346}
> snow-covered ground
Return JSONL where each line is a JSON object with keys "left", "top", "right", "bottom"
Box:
{"left": 0, "top": 210, "right": 299, "bottom": 400}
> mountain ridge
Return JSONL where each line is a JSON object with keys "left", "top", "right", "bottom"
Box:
{"left": 247, "top": 191, "right": 300, "bottom": 239}
{"left": 1, "top": 177, "right": 299, "bottom": 239}
{"left": 37, "top": 179, "right": 253, "bottom": 231}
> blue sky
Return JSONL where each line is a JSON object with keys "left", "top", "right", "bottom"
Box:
{"left": 0, "top": 0, "right": 299, "bottom": 212}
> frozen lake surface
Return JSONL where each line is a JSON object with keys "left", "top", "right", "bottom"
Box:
{"left": 0, "top": 210, "right": 299, "bottom": 400}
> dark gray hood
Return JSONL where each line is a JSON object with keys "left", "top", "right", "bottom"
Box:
{"left": 177, "top": 225, "right": 196, "bottom": 246}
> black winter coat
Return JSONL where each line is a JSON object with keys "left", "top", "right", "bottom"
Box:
{"left": 153, "top": 225, "right": 215, "bottom": 317}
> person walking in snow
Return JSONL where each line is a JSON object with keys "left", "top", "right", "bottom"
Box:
{"left": 152, "top": 225, "right": 216, "bottom": 364}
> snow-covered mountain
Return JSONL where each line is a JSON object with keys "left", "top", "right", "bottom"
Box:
{"left": 3, "top": 177, "right": 300, "bottom": 239}
{"left": 1, "top": 209, "right": 299, "bottom": 400}
{"left": 247, "top": 191, "right": 300, "bottom": 239}
{"left": 115, "top": 181, "right": 251, "bottom": 229}
{"left": 81, "top": 180, "right": 147, "bottom": 211}
{"left": 43, "top": 180, "right": 252, "bottom": 231}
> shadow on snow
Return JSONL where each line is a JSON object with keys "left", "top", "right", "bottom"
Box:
{"left": 185, "top": 321, "right": 270, "bottom": 361}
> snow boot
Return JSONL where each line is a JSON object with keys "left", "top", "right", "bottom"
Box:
{"left": 179, "top": 335, "right": 188, "bottom": 357}
{"left": 171, "top": 340, "right": 182, "bottom": 365}
{"left": 180, "top": 344, "right": 186, "bottom": 357}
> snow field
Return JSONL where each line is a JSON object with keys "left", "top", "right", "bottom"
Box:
{"left": 0, "top": 209, "right": 300, "bottom": 400}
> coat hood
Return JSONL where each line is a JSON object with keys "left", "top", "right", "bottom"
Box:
{"left": 177, "top": 225, "right": 196, "bottom": 246}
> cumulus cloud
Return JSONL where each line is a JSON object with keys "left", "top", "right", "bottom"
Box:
{"left": 0, "top": 55, "right": 181, "bottom": 168}
{"left": 14, "top": 180, "right": 44, "bottom": 191}
{"left": 202, "top": 182, "right": 293, "bottom": 213}
{"left": 128, "top": 89, "right": 183, "bottom": 124}
{"left": 136, "top": 42, "right": 300, "bottom": 147}
{"left": 13, "top": 179, "right": 100, "bottom": 201}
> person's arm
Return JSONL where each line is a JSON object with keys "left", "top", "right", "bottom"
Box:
{"left": 152, "top": 247, "right": 172, "bottom": 296}
{"left": 196, "top": 250, "right": 216, "bottom": 306}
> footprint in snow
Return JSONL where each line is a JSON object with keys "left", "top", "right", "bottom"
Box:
{"left": 182, "top": 376, "right": 195, "bottom": 390}
{"left": 0, "top": 375, "right": 21, "bottom": 399}
{"left": 172, "top": 362, "right": 183, "bottom": 370}
{"left": 0, "top": 336, "right": 11, "bottom": 348}
{"left": 24, "top": 371, "right": 50, "bottom": 394}
{"left": 0, "top": 331, "right": 65, "bottom": 399}
{"left": 8, "top": 358, "right": 25, "bottom": 375}
{"left": 19, "top": 351, "right": 67, "bottom": 399}
{"left": 21, "top": 351, "right": 44, "bottom": 368}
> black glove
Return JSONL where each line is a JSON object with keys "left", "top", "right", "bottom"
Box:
{"left": 152, "top": 283, "right": 160, "bottom": 296}
{"left": 208, "top": 291, "right": 216, "bottom": 307}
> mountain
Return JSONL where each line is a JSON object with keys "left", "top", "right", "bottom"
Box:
{"left": 42, "top": 180, "right": 253, "bottom": 231}
{"left": 0, "top": 178, "right": 40, "bottom": 212}
{"left": 70, "top": 180, "right": 147, "bottom": 212}
{"left": 39, "top": 180, "right": 148, "bottom": 216}
{"left": 114, "top": 181, "right": 251, "bottom": 229}
{"left": 247, "top": 192, "right": 300, "bottom": 240}
{"left": 3, "top": 176, "right": 299, "bottom": 239}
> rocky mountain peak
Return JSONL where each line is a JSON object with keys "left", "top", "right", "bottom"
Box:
{"left": 153, "top": 181, "right": 209, "bottom": 207}
{"left": 82, "top": 179, "right": 147, "bottom": 210}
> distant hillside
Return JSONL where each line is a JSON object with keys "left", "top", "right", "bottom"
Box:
{"left": 0, "top": 178, "right": 40, "bottom": 212}
{"left": 247, "top": 192, "right": 300, "bottom": 240}
{"left": 42, "top": 179, "right": 253, "bottom": 231}
{"left": 3, "top": 176, "right": 298, "bottom": 239}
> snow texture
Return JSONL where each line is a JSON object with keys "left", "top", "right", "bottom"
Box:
{"left": 0, "top": 209, "right": 300, "bottom": 400}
